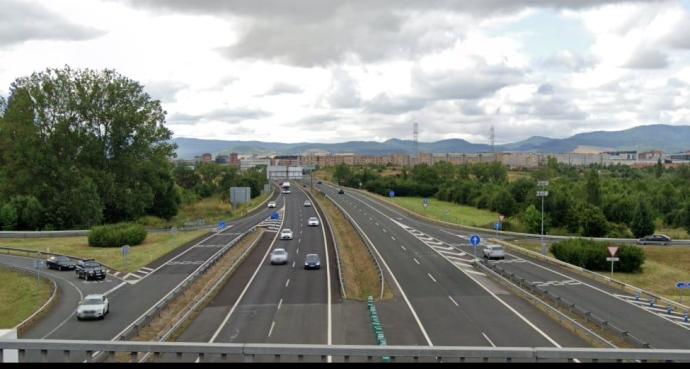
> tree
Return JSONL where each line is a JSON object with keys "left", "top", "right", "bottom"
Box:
{"left": 0, "top": 203, "right": 18, "bottom": 230}
{"left": 580, "top": 204, "right": 608, "bottom": 237}
{"left": 0, "top": 66, "right": 177, "bottom": 228}
{"left": 523, "top": 204, "right": 544, "bottom": 234}
{"left": 333, "top": 163, "right": 352, "bottom": 185}
{"left": 630, "top": 200, "right": 655, "bottom": 238}
{"left": 655, "top": 158, "right": 664, "bottom": 178}
{"left": 680, "top": 201, "right": 690, "bottom": 235}
{"left": 585, "top": 169, "right": 602, "bottom": 206}
{"left": 491, "top": 189, "right": 517, "bottom": 217}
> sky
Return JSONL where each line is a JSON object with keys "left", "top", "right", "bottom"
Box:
{"left": 1, "top": 0, "right": 690, "bottom": 144}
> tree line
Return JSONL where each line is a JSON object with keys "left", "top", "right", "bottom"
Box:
{"left": 331, "top": 159, "right": 690, "bottom": 238}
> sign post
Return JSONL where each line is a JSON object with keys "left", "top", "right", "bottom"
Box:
{"left": 423, "top": 198, "right": 429, "bottom": 209}
{"left": 122, "top": 244, "right": 130, "bottom": 271}
{"left": 33, "top": 260, "right": 43, "bottom": 289}
{"left": 389, "top": 191, "right": 395, "bottom": 198}
{"left": 607, "top": 246, "right": 619, "bottom": 279}
{"left": 677, "top": 282, "right": 688, "bottom": 303}
{"left": 470, "top": 235, "right": 481, "bottom": 258}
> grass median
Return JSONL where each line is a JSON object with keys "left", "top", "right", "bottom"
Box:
{"left": 0, "top": 230, "right": 208, "bottom": 273}
{"left": 0, "top": 267, "right": 52, "bottom": 328}
{"left": 309, "top": 189, "right": 393, "bottom": 301}
{"left": 375, "top": 194, "right": 499, "bottom": 228}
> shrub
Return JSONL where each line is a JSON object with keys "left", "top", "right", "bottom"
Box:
{"left": 550, "top": 238, "right": 644, "bottom": 273}
{"left": 88, "top": 223, "right": 147, "bottom": 247}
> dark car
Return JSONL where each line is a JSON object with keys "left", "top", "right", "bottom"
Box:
{"left": 337, "top": 189, "right": 344, "bottom": 194}
{"left": 304, "top": 253, "right": 321, "bottom": 270}
{"left": 317, "top": 180, "right": 322, "bottom": 184}
{"left": 637, "top": 234, "right": 672, "bottom": 245}
{"left": 46, "top": 255, "right": 76, "bottom": 271}
{"left": 76, "top": 259, "right": 107, "bottom": 280}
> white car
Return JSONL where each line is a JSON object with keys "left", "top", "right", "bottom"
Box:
{"left": 281, "top": 189, "right": 291, "bottom": 194}
{"left": 267, "top": 201, "right": 277, "bottom": 208}
{"left": 270, "top": 248, "right": 288, "bottom": 265}
{"left": 280, "top": 228, "right": 294, "bottom": 240}
{"left": 77, "top": 294, "right": 109, "bottom": 320}
{"left": 482, "top": 245, "right": 505, "bottom": 260}
{"left": 307, "top": 217, "right": 319, "bottom": 226}
{"left": 304, "top": 200, "right": 312, "bottom": 207}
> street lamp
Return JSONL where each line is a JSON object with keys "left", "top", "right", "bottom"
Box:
{"left": 536, "top": 180, "right": 549, "bottom": 255}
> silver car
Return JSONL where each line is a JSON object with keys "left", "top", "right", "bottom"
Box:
{"left": 77, "top": 294, "right": 109, "bottom": 320}
{"left": 280, "top": 228, "right": 294, "bottom": 240}
{"left": 267, "top": 201, "right": 277, "bottom": 208}
{"left": 308, "top": 217, "right": 319, "bottom": 226}
{"left": 482, "top": 245, "right": 505, "bottom": 260}
{"left": 304, "top": 200, "right": 312, "bottom": 207}
{"left": 270, "top": 248, "right": 288, "bottom": 265}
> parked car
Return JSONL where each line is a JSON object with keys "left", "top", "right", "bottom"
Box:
{"left": 637, "top": 234, "right": 672, "bottom": 245}
{"left": 304, "top": 200, "right": 312, "bottom": 207}
{"left": 280, "top": 228, "right": 294, "bottom": 240}
{"left": 482, "top": 245, "right": 505, "bottom": 260}
{"left": 76, "top": 259, "right": 107, "bottom": 280}
{"left": 46, "top": 255, "right": 76, "bottom": 271}
{"left": 308, "top": 217, "right": 319, "bottom": 226}
{"left": 76, "top": 294, "right": 109, "bottom": 320}
{"left": 267, "top": 201, "right": 277, "bottom": 208}
{"left": 270, "top": 248, "right": 289, "bottom": 265}
{"left": 304, "top": 254, "right": 321, "bottom": 270}
{"left": 337, "top": 189, "right": 344, "bottom": 194}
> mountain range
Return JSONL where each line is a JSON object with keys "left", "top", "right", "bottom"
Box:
{"left": 173, "top": 124, "right": 690, "bottom": 159}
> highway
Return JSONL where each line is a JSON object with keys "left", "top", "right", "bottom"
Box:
{"left": 326, "top": 182, "right": 690, "bottom": 349}
{"left": 6, "top": 189, "right": 283, "bottom": 362}
{"left": 315, "top": 181, "right": 588, "bottom": 349}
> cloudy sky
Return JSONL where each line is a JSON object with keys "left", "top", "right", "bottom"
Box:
{"left": 2, "top": 0, "right": 690, "bottom": 144}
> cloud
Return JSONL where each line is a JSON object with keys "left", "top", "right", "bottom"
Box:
{"left": 365, "top": 93, "right": 428, "bottom": 114}
{"left": 623, "top": 47, "right": 668, "bottom": 69}
{"left": 541, "top": 50, "right": 596, "bottom": 71}
{"left": 320, "top": 68, "right": 361, "bottom": 109}
{"left": 0, "top": 0, "right": 105, "bottom": 46}
{"left": 263, "top": 82, "right": 303, "bottom": 95}
{"left": 144, "top": 80, "right": 187, "bottom": 103}
{"left": 168, "top": 107, "right": 271, "bottom": 124}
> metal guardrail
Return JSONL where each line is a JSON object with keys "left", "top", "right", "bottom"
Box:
{"left": 321, "top": 190, "right": 386, "bottom": 301}
{"left": 0, "top": 246, "right": 120, "bottom": 275}
{"left": 3, "top": 339, "right": 690, "bottom": 362}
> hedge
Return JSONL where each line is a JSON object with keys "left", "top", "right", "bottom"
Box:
{"left": 88, "top": 223, "right": 147, "bottom": 247}
{"left": 549, "top": 238, "right": 645, "bottom": 273}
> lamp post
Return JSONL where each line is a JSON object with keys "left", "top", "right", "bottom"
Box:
{"left": 537, "top": 180, "right": 549, "bottom": 256}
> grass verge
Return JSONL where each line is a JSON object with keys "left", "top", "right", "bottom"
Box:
{"left": 119, "top": 229, "right": 264, "bottom": 362}
{"left": 0, "top": 230, "right": 208, "bottom": 273}
{"left": 309, "top": 189, "right": 393, "bottom": 301}
{"left": 375, "top": 193, "right": 499, "bottom": 228}
{"left": 0, "top": 267, "right": 52, "bottom": 328}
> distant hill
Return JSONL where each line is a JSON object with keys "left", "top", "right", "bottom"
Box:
{"left": 172, "top": 124, "right": 690, "bottom": 159}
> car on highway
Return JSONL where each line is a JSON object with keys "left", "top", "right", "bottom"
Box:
{"left": 46, "top": 255, "right": 76, "bottom": 271}
{"left": 76, "top": 294, "right": 109, "bottom": 320}
{"left": 282, "top": 189, "right": 291, "bottom": 194}
{"left": 482, "top": 245, "right": 505, "bottom": 260}
{"left": 76, "top": 259, "right": 107, "bottom": 280}
{"left": 270, "top": 248, "right": 289, "bottom": 265}
{"left": 304, "top": 200, "right": 312, "bottom": 207}
{"left": 304, "top": 253, "right": 321, "bottom": 270}
{"left": 307, "top": 217, "right": 319, "bottom": 226}
{"left": 337, "top": 189, "right": 344, "bottom": 194}
{"left": 317, "top": 180, "right": 322, "bottom": 184}
{"left": 637, "top": 234, "right": 672, "bottom": 245}
{"left": 280, "top": 228, "right": 294, "bottom": 240}
{"left": 267, "top": 201, "right": 277, "bottom": 208}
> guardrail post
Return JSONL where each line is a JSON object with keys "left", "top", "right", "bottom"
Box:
{"left": 243, "top": 353, "right": 254, "bottom": 362}
{"left": 63, "top": 350, "right": 70, "bottom": 362}
{"left": 197, "top": 353, "right": 204, "bottom": 362}
{"left": 130, "top": 351, "right": 138, "bottom": 362}
{"left": 40, "top": 349, "right": 47, "bottom": 362}
{"left": 107, "top": 350, "right": 115, "bottom": 361}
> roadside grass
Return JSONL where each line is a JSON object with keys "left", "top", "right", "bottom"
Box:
{"left": 313, "top": 169, "right": 333, "bottom": 182}
{"left": 0, "top": 230, "right": 208, "bottom": 273}
{"left": 386, "top": 196, "right": 499, "bottom": 228}
{"left": 655, "top": 225, "right": 689, "bottom": 240}
{"left": 310, "top": 189, "right": 393, "bottom": 301}
{"left": 138, "top": 191, "right": 272, "bottom": 228}
{"left": 508, "top": 239, "right": 690, "bottom": 301}
{"left": 0, "top": 268, "right": 52, "bottom": 328}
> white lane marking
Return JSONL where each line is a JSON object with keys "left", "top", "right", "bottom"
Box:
{"left": 103, "top": 281, "right": 127, "bottom": 296}
{"left": 391, "top": 236, "right": 396, "bottom": 241}
{"left": 285, "top": 279, "right": 290, "bottom": 287}
{"left": 298, "top": 238, "right": 301, "bottom": 243}
{"left": 413, "top": 258, "right": 420, "bottom": 265}
{"left": 448, "top": 296, "right": 459, "bottom": 306}
{"left": 482, "top": 332, "right": 496, "bottom": 347}
{"left": 296, "top": 248, "right": 300, "bottom": 254}
{"left": 140, "top": 267, "right": 154, "bottom": 272}
{"left": 375, "top": 222, "right": 379, "bottom": 226}
{"left": 40, "top": 274, "right": 85, "bottom": 339}
{"left": 277, "top": 298, "right": 283, "bottom": 311}
{"left": 382, "top": 228, "right": 387, "bottom": 233}
{"left": 400, "top": 245, "right": 406, "bottom": 251}
{"left": 292, "top": 261, "right": 295, "bottom": 268}
{"left": 427, "top": 273, "right": 437, "bottom": 283}
{"left": 268, "top": 321, "right": 276, "bottom": 337}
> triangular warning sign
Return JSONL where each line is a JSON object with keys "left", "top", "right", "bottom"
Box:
{"left": 608, "top": 247, "right": 618, "bottom": 257}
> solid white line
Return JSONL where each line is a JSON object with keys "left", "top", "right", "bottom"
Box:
{"left": 448, "top": 296, "right": 459, "bottom": 306}
{"left": 277, "top": 298, "right": 283, "bottom": 311}
{"left": 296, "top": 247, "right": 300, "bottom": 254}
{"left": 427, "top": 273, "right": 437, "bottom": 283}
{"left": 482, "top": 332, "right": 496, "bottom": 347}
{"left": 209, "top": 205, "right": 285, "bottom": 343}
{"left": 103, "top": 281, "right": 127, "bottom": 296}
{"left": 413, "top": 258, "right": 420, "bottom": 265}
{"left": 40, "top": 274, "right": 85, "bottom": 339}
{"left": 268, "top": 321, "right": 276, "bottom": 337}
{"left": 140, "top": 267, "right": 154, "bottom": 272}
{"left": 285, "top": 279, "right": 290, "bottom": 287}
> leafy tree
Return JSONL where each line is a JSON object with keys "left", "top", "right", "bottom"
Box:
{"left": 522, "top": 204, "right": 544, "bottom": 234}
{"left": 579, "top": 204, "right": 608, "bottom": 237}
{"left": 585, "top": 169, "right": 602, "bottom": 206}
{"left": 491, "top": 189, "right": 517, "bottom": 217}
{"left": 0, "top": 203, "right": 18, "bottom": 230}
{"left": 680, "top": 201, "right": 690, "bottom": 235}
{"left": 509, "top": 177, "right": 535, "bottom": 205}
{"left": 9, "top": 195, "right": 44, "bottom": 230}
{"left": 630, "top": 200, "right": 655, "bottom": 238}
{"left": 333, "top": 163, "right": 352, "bottom": 185}
{"left": 655, "top": 158, "right": 664, "bottom": 178}
{"left": 174, "top": 163, "right": 201, "bottom": 190}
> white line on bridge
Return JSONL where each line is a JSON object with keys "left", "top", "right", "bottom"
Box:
{"left": 268, "top": 321, "right": 276, "bottom": 337}
{"left": 413, "top": 258, "right": 420, "bottom": 265}
{"left": 285, "top": 279, "right": 290, "bottom": 288}
{"left": 448, "top": 296, "right": 459, "bottom": 306}
{"left": 427, "top": 273, "right": 437, "bottom": 283}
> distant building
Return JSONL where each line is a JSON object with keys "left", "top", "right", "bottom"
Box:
{"left": 240, "top": 158, "right": 271, "bottom": 171}
{"left": 602, "top": 150, "right": 637, "bottom": 161}
{"left": 215, "top": 155, "right": 228, "bottom": 164}
{"left": 201, "top": 153, "right": 213, "bottom": 163}
{"left": 272, "top": 155, "right": 302, "bottom": 166}
{"left": 229, "top": 152, "right": 240, "bottom": 167}
{"left": 638, "top": 150, "right": 664, "bottom": 161}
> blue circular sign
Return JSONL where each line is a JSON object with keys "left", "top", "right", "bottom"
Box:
{"left": 677, "top": 282, "right": 688, "bottom": 289}
{"left": 470, "top": 235, "right": 481, "bottom": 246}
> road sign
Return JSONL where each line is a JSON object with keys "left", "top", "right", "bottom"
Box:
{"left": 423, "top": 203, "right": 428, "bottom": 208}
{"left": 606, "top": 257, "right": 620, "bottom": 262}
{"left": 537, "top": 180, "right": 549, "bottom": 187}
{"left": 470, "top": 235, "right": 480, "bottom": 246}
{"left": 495, "top": 222, "right": 502, "bottom": 231}
{"left": 389, "top": 191, "right": 395, "bottom": 198}
{"left": 536, "top": 190, "right": 549, "bottom": 197}
{"left": 607, "top": 246, "right": 619, "bottom": 257}
{"left": 677, "top": 282, "right": 688, "bottom": 289}
{"left": 271, "top": 211, "right": 280, "bottom": 220}
{"left": 218, "top": 221, "right": 226, "bottom": 230}
{"left": 121, "top": 245, "right": 130, "bottom": 256}
{"left": 498, "top": 215, "right": 505, "bottom": 222}
{"left": 423, "top": 198, "right": 429, "bottom": 204}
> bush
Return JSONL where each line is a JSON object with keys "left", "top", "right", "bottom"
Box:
{"left": 550, "top": 238, "right": 644, "bottom": 273}
{"left": 88, "top": 223, "right": 147, "bottom": 247}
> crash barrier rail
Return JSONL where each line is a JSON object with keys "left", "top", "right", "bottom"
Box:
{"left": 0, "top": 189, "right": 276, "bottom": 239}
{"left": 302, "top": 187, "right": 346, "bottom": 300}
{"left": 472, "top": 260, "right": 616, "bottom": 349}
{"left": 0, "top": 264, "right": 58, "bottom": 336}
{"left": 367, "top": 296, "right": 391, "bottom": 362}
{"left": 481, "top": 260, "right": 650, "bottom": 348}
{"left": 0, "top": 246, "right": 120, "bottom": 275}
{"left": 321, "top": 190, "right": 386, "bottom": 300}
{"left": 491, "top": 238, "right": 690, "bottom": 331}
{"left": 3, "top": 339, "right": 690, "bottom": 362}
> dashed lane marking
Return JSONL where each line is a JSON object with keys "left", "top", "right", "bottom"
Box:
{"left": 448, "top": 296, "right": 459, "bottom": 306}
